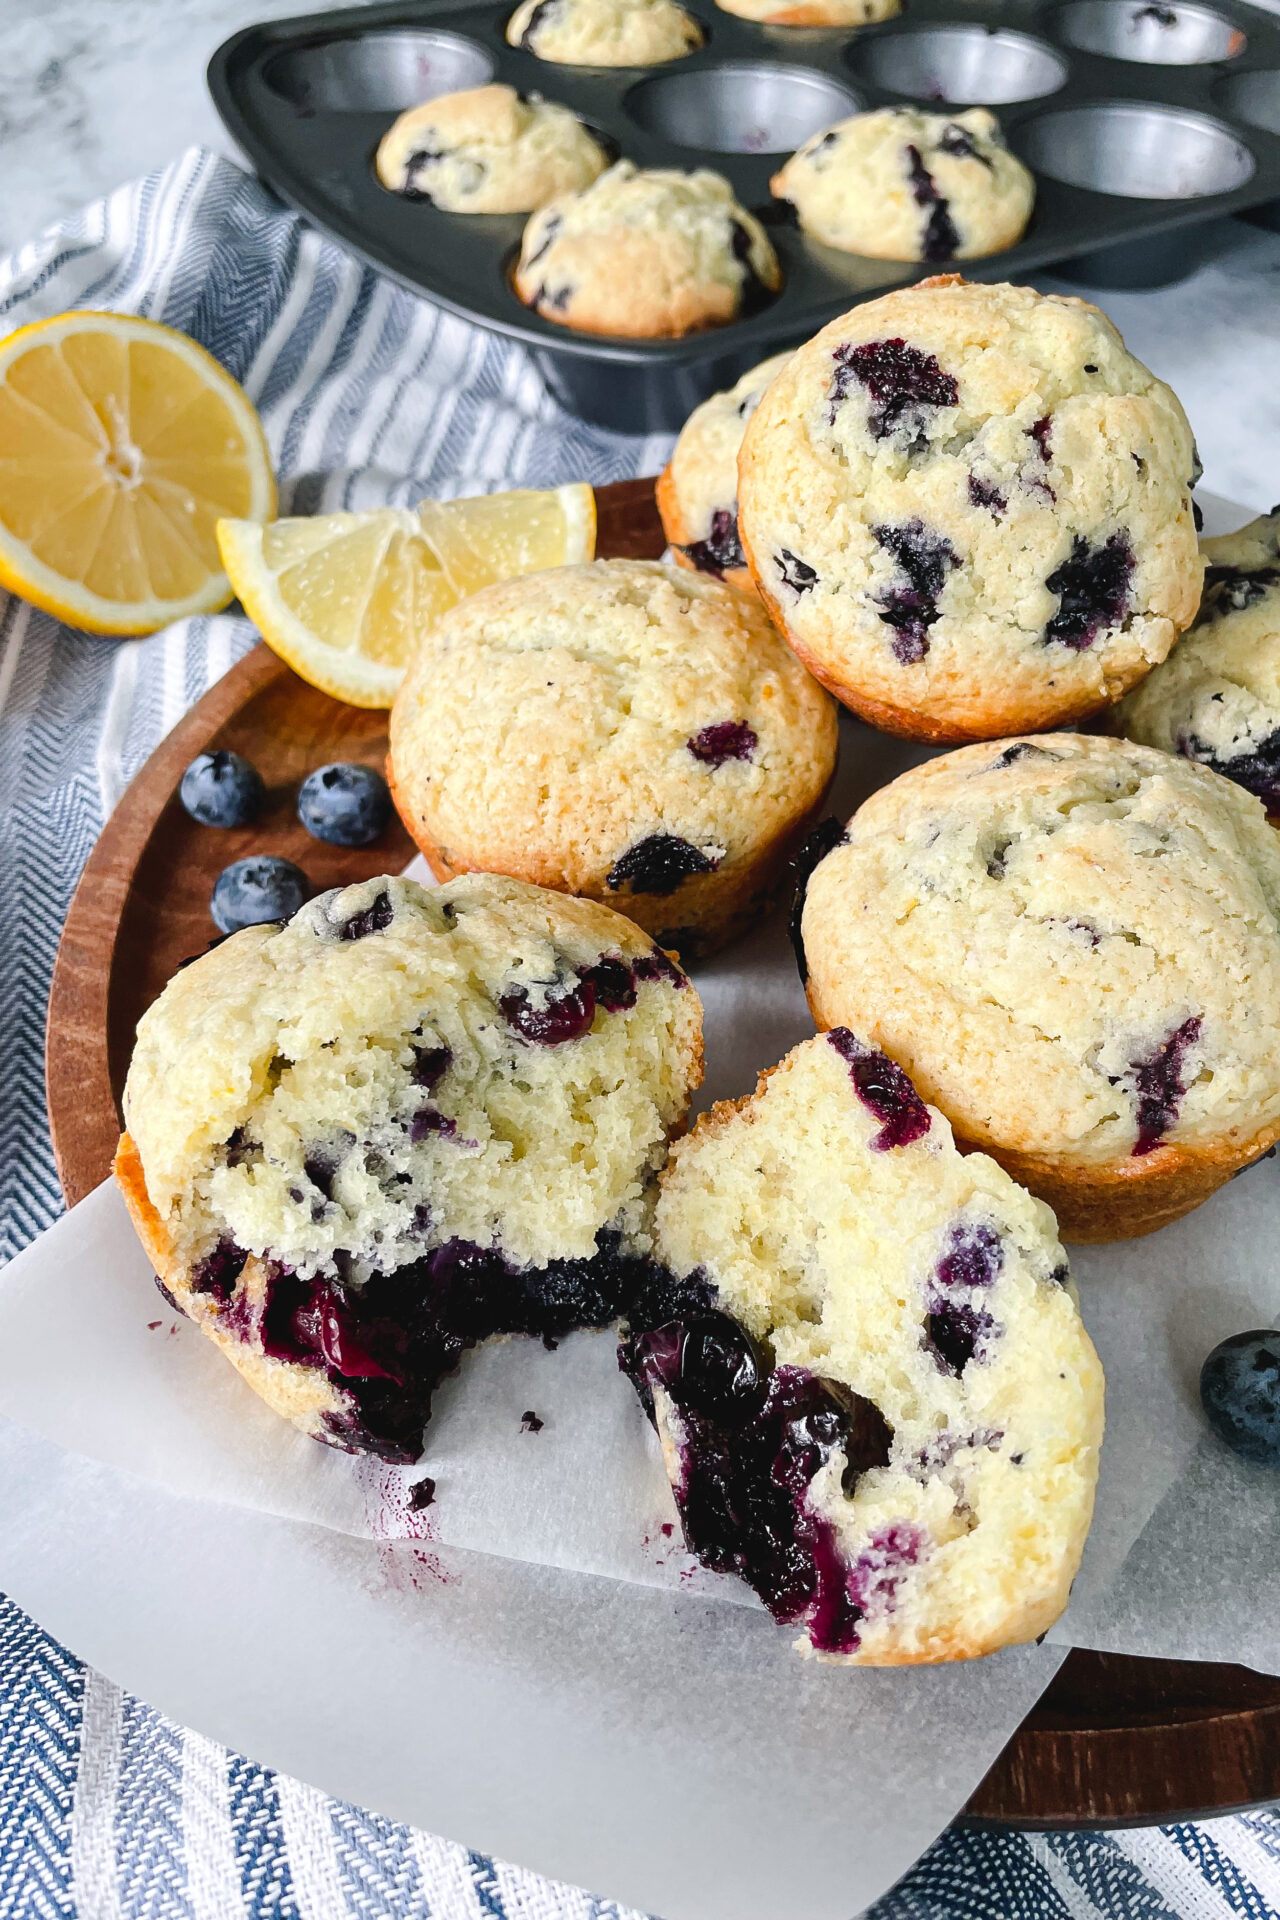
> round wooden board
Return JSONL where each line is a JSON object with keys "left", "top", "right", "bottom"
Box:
{"left": 45, "top": 477, "right": 1280, "bottom": 1832}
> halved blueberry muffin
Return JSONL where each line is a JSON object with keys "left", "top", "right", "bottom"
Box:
{"left": 388, "top": 559, "right": 838, "bottom": 958}
{"left": 1112, "top": 508, "right": 1280, "bottom": 816}
{"left": 799, "top": 734, "right": 1280, "bottom": 1240}
{"left": 736, "top": 277, "right": 1202, "bottom": 743}
{"left": 116, "top": 873, "right": 703, "bottom": 1462}
{"left": 622, "top": 1031, "right": 1103, "bottom": 1663}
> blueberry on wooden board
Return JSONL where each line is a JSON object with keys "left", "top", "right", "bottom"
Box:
{"left": 180, "top": 750, "right": 265, "bottom": 828}
{"left": 211, "top": 856, "right": 309, "bottom": 933}
{"left": 298, "top": 763, "right": 391, "bottom": 847}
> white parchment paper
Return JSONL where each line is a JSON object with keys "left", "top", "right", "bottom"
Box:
{"left": 1, "top": 490, "right": 1277, "bottom": 1912}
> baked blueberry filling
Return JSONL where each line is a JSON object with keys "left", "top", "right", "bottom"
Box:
{"left": 937, "top": 1220, "right": 1004, "bottom": 1291}
{"left": 729, "top": 220, "right": 775, "bottom": 316}
{"left": 924, "top": 1302, "right": 995, "bottom": 1376}
{"left": 1044, "top": 532, "right": 1134, "bottom": 650}
{"left": 500, "top": 978, "right": 597, "bottom": 1046}
{"left": 829, "top": 338, "right": 959, "bottom": 442}
{"left": 518, "top": 0, "right": 561, "bottom": 46}
{"left": 681, "top": 507, "right": 745, "bottom": 578}
{"left": 872, "top": 519, "right": 960, "bottom": 664}
{"left": 411, "top": 1044, "right": 452, "bottom": 1089}
{"left": 338, "top": 891, "right": 395, "bottom": 941}
{"left": 1029, "top": 416, "right": 1053, "bottom": 463}
{"left": 1203, "top": 564, "right": 1280, "bottom": 615}
{"left": 989, "top": 741, "right": 1056, "bottom": 770}
{"left": 522, "top": 213, "right": 561, "bottom": 269}
{"left": 776, "top": 548, "right": 817, "bottom": 595}
{"left": 826, "top": 1028, "right": 931, "bottom": 1149}
{"left": 1180, "top": 727, "right": 1280, "bottom": 812}
{"left": 619, "top": 1284, "right": 904, "bottom": 1651}
{"left": 687, "top": 720, "right": 757, "bottom": 767}
{"left": 968, "top": 476, "right": 1006, "bottom": 517}
{"left": 607, "top": 834, "right": 720, "bottom": 896}
{"left": 303, "top": 1134, "right": 355, "bottom": 1200}
{"left": 1127, "top": 1014, "right": 1202, "bottom": 1155}
{"left": 214, "top": 1230, "right": 661, "bottom": 1462}
{"left": 937, "top": 123, "right": 993, "bottom": 168}
{"left": 788, "top": 816, "right": 846, "bottom": 985}
{"left": 904, "top": 146, "right": 960, "bottom": 263}
{"left": 190, "top": 1237, "right": 247, "bottom": 1303}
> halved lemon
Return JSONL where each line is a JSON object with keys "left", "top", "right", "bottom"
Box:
{"left": 217, "top": 484, "right": 597, "bottom": 708}
{"left": 0, "top": 311, "right": 274, "bottom": 635}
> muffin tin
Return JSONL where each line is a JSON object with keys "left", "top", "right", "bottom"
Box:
{"left": 209, "top": 0, "right": 1280, "bottom": 430}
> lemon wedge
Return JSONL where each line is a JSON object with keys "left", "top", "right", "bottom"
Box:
{"left": 217, "top": 483, "right": 596, "bottom": 707}
{"left": 0, "top": 311, "right": 274, "bottom": 634}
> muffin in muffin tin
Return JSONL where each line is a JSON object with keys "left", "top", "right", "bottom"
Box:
{"left": 657, "top": 351, "right": 793, "bottom": 595}
{"left": 798, "top": 733, "right": 1280, "bottom": 1241}
{"left": 375, "top": 84, "right": 609, "bottom": 215}
{"left": 713, "top": 0, "right": 899, "bottom": 24}
{"left": 116, "top": 872, "right": 703, "bottom": 1462}
{"left": 737, "top": 276, "right": 1203, "bottom": 743}
{"left": 514, "top": 162, "right": 781, "bottom": 339}
{"left": 771, "top": 109, "right": 1035, "bottom": 265}
{"left": 388, "top": 559, "right": 838, "bottom": 957}
{"left": 506, "top": 0, "right": 704, "bottom": 64}
{"left": 1112, "top": 508, "right": 1280, "bottom": 818}
{"left": 622, "top": 1030, "right": 1103, "bottom": 1662}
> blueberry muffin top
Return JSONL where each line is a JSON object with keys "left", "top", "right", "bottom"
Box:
{"left": 123, "top": 871, "right": 704, "bottom": 1284}
{"left": 771, "top": 108, "right": 1034, "bottom": 264}
{"left": 714, "top": 0, "right": 898, "bottom": 27}
{"left": 1112, "top": 508, "right": 1280, "bottom": 816}
{"left": 801, "top": 733, "right": 1280, "bottom": 1167}
{"left": 514, "top": 162, "right": 781, "bottom": 338}
{"left": 389, "top": 558, "right": 837, "bottom": 910}
{"left": 659, "top": 351, "right": 793, "bottom": 587}
{"left": 506, "top": 0, "right": 703, "bottom": 64}
{"left": 375, "top": 84, "right": 609, "bottom": 214}
{"left": 623, "top": 1031, "right": 1101, "bottom": 1662}
{"left": 736, "top": 277, "right": 1203, "bottom": 741}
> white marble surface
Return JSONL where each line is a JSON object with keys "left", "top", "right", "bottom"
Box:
{"left": 4, "top": 0, "right": 1280, "bottom": 506}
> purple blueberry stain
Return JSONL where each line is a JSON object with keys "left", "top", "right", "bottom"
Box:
{"left": 904, "top": 145, "right": 960, "bottom": 263}
{"left": 410, "top": 1106, "right": 458, "bottom": 1142}
{"left": 1127, "top": 1014, "right": 1202, "bottom": 1155}
{"left": 681, "top": 507, "right": 745, "bottom": 578}
{"left": 190, "top": 1237, "right": 248, "bottom": 1304}
{"left": 607, "top": 834, "right": 720, "bottom": 897}
{"left": 828, "top": 337, "right": 959, "bottom": 442}
{"left": 1044, "top": 532, "right": 1134, "bottom": 650}
{"left": 619, "top": 1286, "right": 907, "bottom": 1653}
{"left": 827, "top": 1028, "right": 931, "bottom": 1150}
{"left": 776, "top": 548, "right": 817, "bottom": 596}
{"left": 500, "top": 977, "right": 597, "bottom": 1046}
{"left": 338, "top": 890, "right": 394, "bottom": 941}
{"left": 936, "top": 1220, "right": 1004, "bottom": 1292}
{"left": 634, "top": 945, "right": 688, "bottom": 989}
{"left": 688, "top": 720, "right": 757, "bottom": 768}
{"left": 924, "top": 1301, "right": 996, "bottom": 1376}
{"left": 1029, "top": 415, "right": 1053, "bottom": 463}
{"left": 410, "top": 1044, "right": 452, "bottom": 1089}
{"left": 968, "top": 475, "right": 1006, "bottom": 517}
{"left": 872, "top": 519, "right": 960, "bottom": 664}
{"left": 788, "top": 815, "right": 846, "bottom": 985}
{"left": 586, "top": 955, "right": 638, "bottom": 1012}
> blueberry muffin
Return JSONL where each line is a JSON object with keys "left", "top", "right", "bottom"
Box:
{"left": 507, "top": 0, "right": 703, "bottom": 64}
{"left": 798, "top": 734, "right": 1280, "bottom": 1241}
{"left": 737, "top": 277, "right": 1203, "bottom": 744}
{"left": 771, "top": 109, "right": 1034, "bottom": 264}
{"left": 621, "top": 1031, "right": 1103, "bottom": 1662}
{"left": 657, "top": 351, "right": 793, "bottom": 594}
{"left": 714, "top": 0, "right": 898, "bottom": 24}
{"left": 375, "top": 84, "right": 609, "bottom": 214}
{"left": 388, "top": 560, "right": 838, "bottom": 957}
{"left": 115, "top": 872, "right": 703, "bottom": 1462}
{"left": 1112, "top": 508, "right": 1280, "bottom": 817}
{"left": 514, "top": 163, "right": 781, "bottom": 339}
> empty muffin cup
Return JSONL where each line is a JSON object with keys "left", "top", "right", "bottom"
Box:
{"left": 264, "top": 31, "right": 495, "bottom": 112}
{"left": 1053, "top": 1, "right": 1245, "bottom": 65}
{"left": 852, "top": 26, "right": 1068, "bottom": 104}
{"left": 625, "top": 64, "right": 861, "bottom": 153}
{"left": 1016, "top": 102, "right": 1254, "bottom": 197}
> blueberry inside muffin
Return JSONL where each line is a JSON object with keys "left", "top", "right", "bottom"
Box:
{"left": 117, "top": 873, "right": 703, "bottom": 1462}
{"left": 621, "top": 1031, "right": 1102, "bottom": 1662}
{"left": 1113, "top": 507, "right": 1280, "bottom": 815}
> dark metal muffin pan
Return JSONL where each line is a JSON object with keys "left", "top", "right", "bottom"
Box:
{"left": 210, "top": 0, "right": 1280, "bottom": 431}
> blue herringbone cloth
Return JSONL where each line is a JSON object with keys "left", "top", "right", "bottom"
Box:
{"left": 2, "top": 146, "right": 1279, "bottom": 1920}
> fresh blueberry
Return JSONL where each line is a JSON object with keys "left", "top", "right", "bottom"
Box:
{"left": 1200, "top": 1331, "right": 1280, "bottom": 1467}
{"left": 297, "top": 763, "right": 391, "bottom": 848}
{"left": 211, "top": 856, "right": 309, "bottom": 933}
{"left": 180, "top": 750, "right": 265, "bottom": 828}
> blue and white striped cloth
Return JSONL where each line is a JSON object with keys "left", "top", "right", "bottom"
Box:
{"left": 2, "top": 144, "right": 1279, "bottom": 1920}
